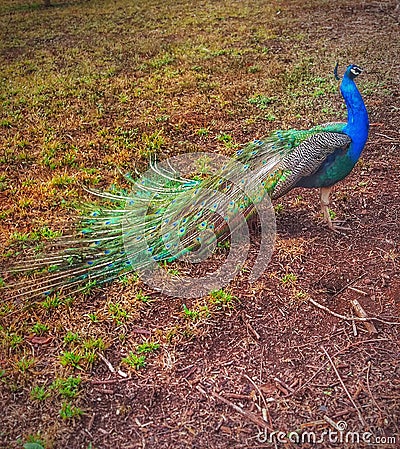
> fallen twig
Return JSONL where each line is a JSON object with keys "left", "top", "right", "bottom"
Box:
{"left": 308, "top": 297, "right": 400, "bottom": 325}
{"left": 323, "top": 414, "right": 345, "bottom": 431}
{"left": 87, "top": 412, "right": 95, "bottom": 432}
{"left": 90, "top": 377, "right": 133, "bottom": 385}
{"left": 321, "top": 346, "right": 366, "bottom": 427}
{"left": 97, "top": 354, "right": 128, "bottom": 378}
{"left": 348, "top": 286, "right": 368, "bottom": 296}
{"left": 290, "top": 339, "right": 389, "bottom": 397}
{"left": 351, "top": 298, "right": 378, "bottom": 334}
{"left": 196, "top": 385, "right": 273, "bottom": 431}
{"left": 93, "top": 387, "right": 114, "bottom": 394}
{"left": 375, "top": 132, "right": 399, "bottom": 140}
{"left": 224, "top": 392, "right": 252, "bottom": 400}
{"left": 299, "top": 420, "right": 326, "bottom": 429}
{"left": 241, "top": 312, "right": 260, "bottom": 340}
{"left": 243, "top": 373, "right": 270, "bottom": 408}
{"left": 331, "top": 273, "right": 366, "bottom": 298}
{"left": 273, "top": 377, "right": 295, "bottom": 394}
{"left": 243, "top": 373, "right": 275, "bottom": 427}
{"left": 351, "top": 313, "right": 358, "bottom": 336}
{"left": 98, "top": 353, "right": 116, "bottom": 373}
{"left": 366, "top": 361, "right": 383, "bottom": 415}
{"left": 332, "top": 408, "right": 355, "bottom": 419}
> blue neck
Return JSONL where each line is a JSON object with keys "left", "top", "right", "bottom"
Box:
{"left": 341, "top": 71, "right": 369, "bottom": 162}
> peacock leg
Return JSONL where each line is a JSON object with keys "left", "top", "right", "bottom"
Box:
{"left": 319, "top": 186, "right": 350, "bottom": 231}
{"left": 319, "top": 186, "right": 334, "bottom": 229}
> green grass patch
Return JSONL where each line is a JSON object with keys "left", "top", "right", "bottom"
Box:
{"left": 136, "top": 341, "right": 160, "bottom": 354}
{"left": 52, "top": 375, "right": 82, "bottom": 399}
{"left": 209, "top": 289, "right": 236, "bottom": 308}
{"left": 16, "top": 356, "right": 36, "bottom": 372}
{"left": 281, "top": 273, "right": 297, "bottom": 285}
{"left": 30, "top": 385, "right": 50, "bottom": 402}
{"left": 59, "top": 351, "right": 82, "bottom": 369}
{"left": 182, "top": 303, "right": 210, "bottom": 321}
{"left": 248, "top": 94, "right": 276, "bottom": 109}
{"left": 122, "top": 352, "right": 146, "bottom": 370}
{"left": 59, "top": 401, "right": 84, "bottom": 420}
{"left": 31, "top": 323, "right": 49, "bottom": 335}
{"left": 108, "top": 302, "right": 130, "bottom": 324}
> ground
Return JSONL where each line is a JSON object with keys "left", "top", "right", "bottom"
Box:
{"left": 0, "top": 0, "right": 399, "bottom": 448}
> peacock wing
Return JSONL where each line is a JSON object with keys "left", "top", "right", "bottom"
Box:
{"left": 269, "top": 130, "right": 351, "bottom": 198}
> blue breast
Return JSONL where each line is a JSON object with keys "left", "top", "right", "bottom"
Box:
{"left": 341, "top": 73, "right": 369, "bottom": 163}
{"left": 299, "top": 66, "right": 369, "bottom": 189}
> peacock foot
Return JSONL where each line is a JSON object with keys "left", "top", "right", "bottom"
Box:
{"left": 327, "top": 219, "right": 351, "bottom": 232}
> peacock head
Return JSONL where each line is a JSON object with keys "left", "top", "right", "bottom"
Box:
{"left": 334, "top": 63, "right": 363, "bottom": 81}
{"left": 346, "top": 64, "right": 363, "bottom": 80}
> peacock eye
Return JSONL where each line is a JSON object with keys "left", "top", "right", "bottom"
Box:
{"left": 350, "top": 66, "right": 362, "bottom": 76}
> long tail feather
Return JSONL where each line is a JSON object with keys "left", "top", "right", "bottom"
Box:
{"left": 2, "top": 135, "right": 286, "bottom": 301}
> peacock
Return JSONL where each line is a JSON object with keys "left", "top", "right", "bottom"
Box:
{"left": 2, "top": 63, "right": 369, "bottom": 300}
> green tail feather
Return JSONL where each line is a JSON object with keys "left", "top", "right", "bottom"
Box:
{"left": 1, "top": 127, "right": 313, "bottom": 301}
